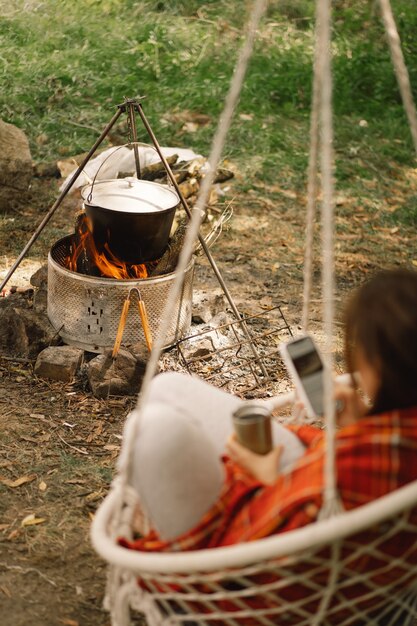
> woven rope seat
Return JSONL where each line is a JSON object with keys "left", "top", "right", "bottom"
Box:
{"left": 90, "top": 0, "right": 417, "bottom": 624}
{"left": 92, "top": 447, "right": 417, "bottom": 626}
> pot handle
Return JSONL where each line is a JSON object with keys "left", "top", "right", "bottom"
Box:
{"left": 85, "top": 142, "right": 162, "bottom": 203}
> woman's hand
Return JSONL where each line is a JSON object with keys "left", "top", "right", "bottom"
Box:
{"left": 291, "top": 380, "right": 368, "bottom": 427}
{"left": 334, "top": 383, "right": 367, "bottom": 426}
{"left": 226, "top": 434, "right": 283, "bottom": 485}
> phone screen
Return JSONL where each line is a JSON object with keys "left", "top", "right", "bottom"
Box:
{"left": 287, "top": 336, "right": 324, "bottom": 415}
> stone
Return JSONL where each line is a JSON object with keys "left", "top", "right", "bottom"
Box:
{"left": 30, "top": 265, "right": 48, "bottom": 289}
{"left": 183, "top": 337, "right": 214, "bottom": 360}
{"left": 0, "top": 293, "right": 58, "bottom": 358}
{"left": 33, "top": 160, "right": 60, "bottom": 178}
{"left": 35, "top": 346, "right": 84, "bottom": 382}
{"left": 192, "top": 288, "right": 225, "bottom": 324}
{"left": 30, "top": 265, "right": 48, "bottom": 311}
{"left": 33, "top": 287, "right": 47, "bottom": 312}
{"left": 126, "top": 342, "right": 151, "bottom": 364}
{"left": 86, "top": 347, "right": 147, "bottom": 398}
{"left": 0, "top": 119, "right": 33, "bottom": 212}
{"left": 0, "top": 288, "right": 32, "bottom": 311}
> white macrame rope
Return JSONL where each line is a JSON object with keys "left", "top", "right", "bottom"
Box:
{"left": 315, "top": 0, "right": 340, "bottom": 518}
{"left": 301, "top": 12, "right": 322, "bottom": 332}
{"left": 114, "top": 0, "right": 268, "bottom": 506}
{"left": 310, "top": 540, "right": 342, "bottom": 626}
{"left": 378, "top": 0, "right": 417, "bottom": 156}
{"left": 94, "top": 2, "right": 417, "bottom": 622}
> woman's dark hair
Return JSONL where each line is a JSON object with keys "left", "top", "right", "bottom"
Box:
{"left": 344, "top": 268, "right": 417, "bottom": 414}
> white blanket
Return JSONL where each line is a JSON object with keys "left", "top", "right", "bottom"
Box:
{"left": 130, "top": 372, "right": 306, "bottom": 540}
{"left": 59, "top": 145, "right": 204, "bottom": 193}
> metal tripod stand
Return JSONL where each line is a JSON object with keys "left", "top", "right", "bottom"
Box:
{"left": 0, "top": 97, "right": 269, "bottom": 381}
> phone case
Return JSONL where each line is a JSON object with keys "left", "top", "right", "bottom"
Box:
{"left": 279, "top": 334, "right": 325, "bottom": 418}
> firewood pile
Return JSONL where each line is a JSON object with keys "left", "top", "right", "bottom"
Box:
{"left": 34, "top": 147, "right": 235, "bottom": 212}
{"left": 121, "top": 153, "right": 235, "bottom": 207}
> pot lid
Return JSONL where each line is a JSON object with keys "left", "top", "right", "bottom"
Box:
{"left": 81, "top": 178, "right": 179, "bottom": 213}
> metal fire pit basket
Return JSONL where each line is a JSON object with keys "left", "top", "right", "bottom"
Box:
{"left": 47, "top": 235, "right": 194, "bottom": 353}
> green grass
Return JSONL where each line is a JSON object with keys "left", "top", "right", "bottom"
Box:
{"left": 389, "top": 195, "right": 417, "bottom": 227}
{"left": 1, "top": 0, "right": 416, "bottom": 221}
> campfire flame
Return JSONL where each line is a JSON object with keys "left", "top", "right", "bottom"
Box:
{"left": 65, "top": 213, "right": 150, "bottom": 280}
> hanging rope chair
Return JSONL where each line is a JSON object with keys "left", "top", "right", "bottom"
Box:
{"left": 93, "top": 448, "right": 417, "bottom": 626}
{"left": 91, "top": 0, "right": 417, "bottom": 624}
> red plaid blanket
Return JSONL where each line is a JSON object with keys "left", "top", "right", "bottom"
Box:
{"left": 120, "top": 406, "right": 417, "bottom": 552}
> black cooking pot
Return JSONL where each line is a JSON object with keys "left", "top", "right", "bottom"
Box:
{"left": 81, "top": 178, "right": 180, "bottom": 264}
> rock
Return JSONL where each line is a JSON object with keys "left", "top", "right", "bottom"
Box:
{"left": 86, "top": 347, "right": 147, "bottom": 398}
{"left": 213, "top": 167, "right": 234, "bottom": 183}
{"left": 33, "top": 287, "right": 48, "bottom": 312}
{"left": 33, "top": 161, "right": 60, "bottom": 178}
{"left": 0, "top": 289, "right": 33, "bottom": 310}
{"left": 181, "top": 337, "right": 215, "bottom": 361}
{"left": 0, "top": 293, "right": 58, "bottom": 358}
{"left": 192, "top": 288, "right": 225, "bottom": 324}
{"left": 34, "top": 346, "right": 84, "bottom": 382}
{"left": 7, "top": 286, "right": 33, "bottom": 297}
{"left": 30, "top": 265, "right": 48, "bottom": 289}
{"left": 0, "top": 119, "right": 32, "bottom": 212}
{"left": 126, "top": 342, "right": 151, "bottom": 363}
{"left": 30, "top": 265, "right": 48, "bottom": 311}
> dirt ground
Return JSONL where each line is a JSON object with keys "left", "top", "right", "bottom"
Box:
{"left": 0, "top": 161, "right": 416, "bottom": 625}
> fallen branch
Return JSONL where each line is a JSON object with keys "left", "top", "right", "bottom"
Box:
{"left": 0, "top": 562, "right": 57, "bottom": 588}
{"left": 0, "top": 355, "right": 35, "bottom": 364}
{"left": 58, "top": 434, "right": 89, "bottom": 456}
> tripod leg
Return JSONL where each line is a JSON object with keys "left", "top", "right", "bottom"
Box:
{"left": 0, "top": 107, "right": 124, "bottom": 293}
{"left": 135, "top": 102, "right": 269, "bottom": 382}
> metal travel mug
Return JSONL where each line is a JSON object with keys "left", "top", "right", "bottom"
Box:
{"left": 232, "top": 402, "right": 273, "bottom": 455}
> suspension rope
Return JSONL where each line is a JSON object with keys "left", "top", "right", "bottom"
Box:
{"left": 378, "top": 0, "right": 417, "bottom": 156}
{"left": 301, "top": 13, "right": 322, "bottom": 331}
{"left": 315, "top": 0, "right": 341, "bottom": 519}
{"left": 115, "top": 0, "right": 268, "bottom": 508}
{"left": 113, "top": 0, "right": 417, "bottom": 532}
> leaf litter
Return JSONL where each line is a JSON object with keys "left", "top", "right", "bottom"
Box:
{"left": 0, "top": 132, "right": 417, "bottom": 625}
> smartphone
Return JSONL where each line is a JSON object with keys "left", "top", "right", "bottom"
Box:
{"left": 279, "top": 334, "right": 325, "bottom": 417}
